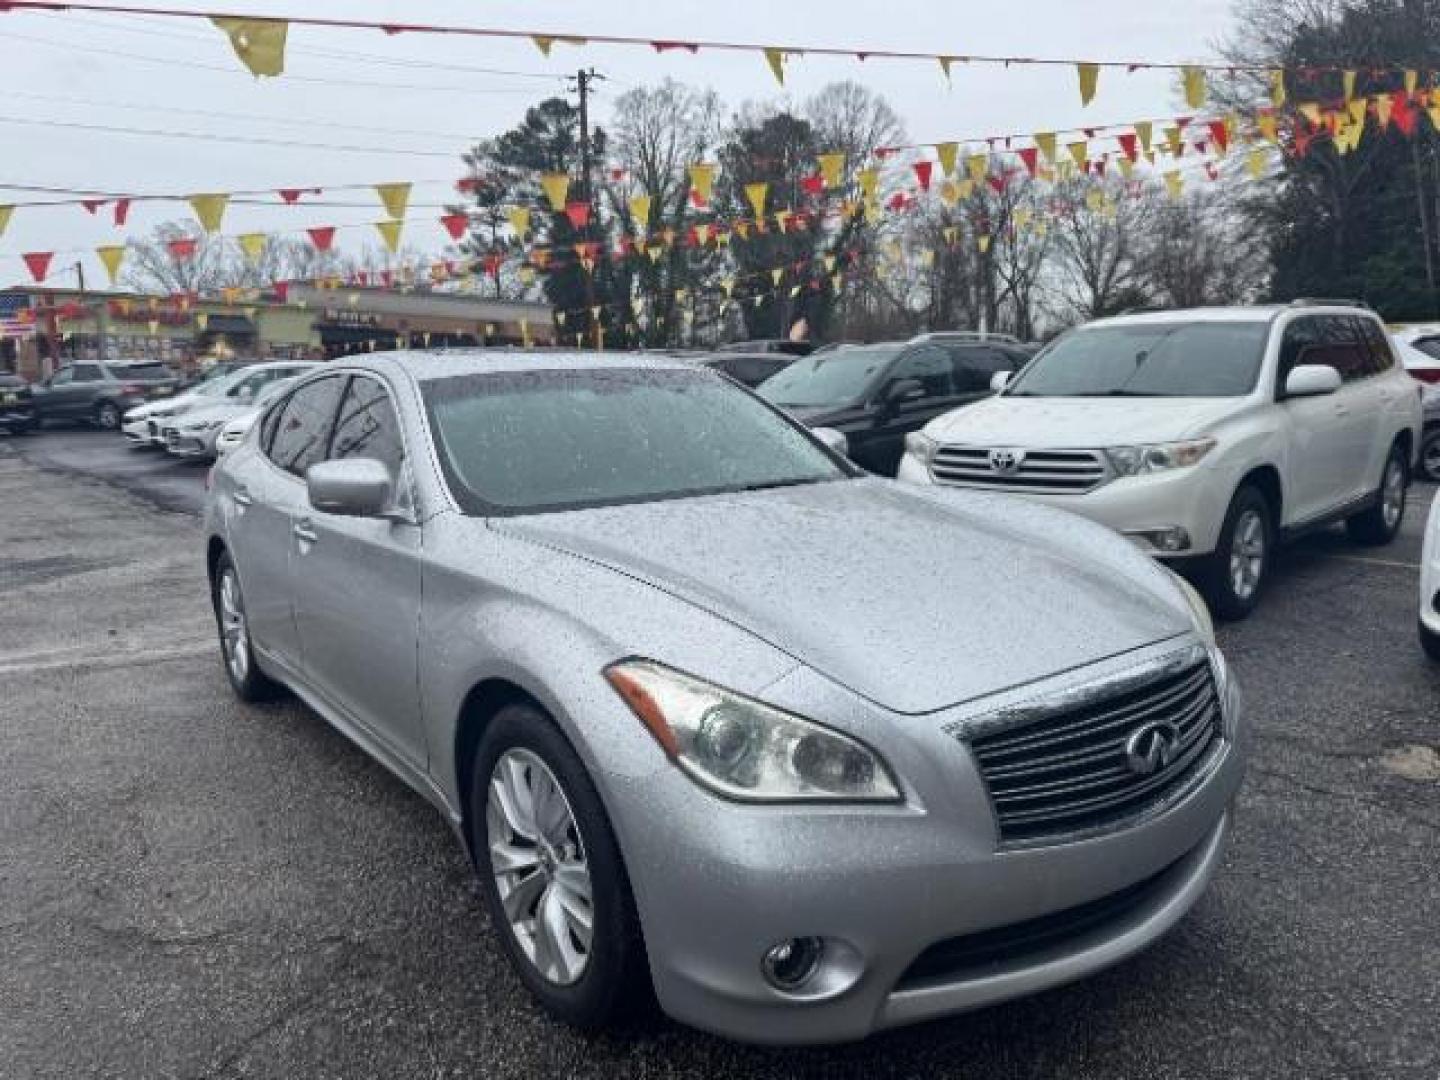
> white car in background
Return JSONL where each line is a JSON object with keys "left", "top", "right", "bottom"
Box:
{"left": 162, "top": 363, "right": 318, "bottom": 461}
{"left": 123, "top": 365, "right": 256, "bottom": 446}
{"left": 1422, "top": 490, "right": 1440, "bottom": 659}
{"left": 214, "top": 375, "right": 300, "bottom": 457}
{"left": 1392, "top": 333, "right": 1440, "bottom": 481}
{"left": 899, "top": 303, "right": 1422, "bottom": 620}
{"left": 1392, "top": 325, "right": 1440, "bottom": 384}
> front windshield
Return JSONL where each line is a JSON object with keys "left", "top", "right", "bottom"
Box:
{"left": 194, "top": 367, "right": 249, "bottom": 397}
{"left": 253, "top": 378, "right": 295, "bottom": 407}
{"left": 756, "top": 346, "right": 898, "bottom": 408}
{"left": 1007, "top": 322, "right": 1269, "bottom": 398}
{"left": 424, "top": 367, "right": 847, "bottom": 514}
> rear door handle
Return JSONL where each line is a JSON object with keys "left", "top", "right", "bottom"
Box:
{"left": 232, "top": 487, "right": 252, "bottom": 507}
{"left": 293, "top": 520, "right": 318, "bottom": 545}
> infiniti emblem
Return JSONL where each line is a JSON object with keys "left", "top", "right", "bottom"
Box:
{"left": 988, "top": 447, "right": 1025, "bottom": 476}
{"left": 1125, "top": 722, "right": 1180, "bottom": 777}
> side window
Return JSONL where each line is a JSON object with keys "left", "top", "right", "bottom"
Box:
{"left": 1277, "top": 317, "right": 1322, "bottom": 393}
{"left": 1314, "top": 316, "right": 1369, "bottom": 382}
{"left": 231, "top": 371, "right": 272, "bottom": 399}
{"left": 259, "top": 396, "right": 287, "bottom": 454}
{"left": 328, "top": 376, "right": 405, "bottom": 481}
{"left": 1355, "top": 317, "right": 1395, "bottom": 375}
{"left": 950, "top": 347, "right": 1013, "bottom": 393}
{"left": 1412, "top": 335, "right": 1440, "bottom": 360}
{"left": 49, "top": 367, "right": 74, "bottom": 386}
{"left": 71, "top": 364, "right": 103, "bottom": 382}
{"left": 265, "top": 376, "right": 345, "bottom": 478}
{"left": 887, "top": 346, "right": 955, "bottom": 398}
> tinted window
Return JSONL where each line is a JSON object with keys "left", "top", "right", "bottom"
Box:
{"left": 887, "top": 346, "right": 955, "bottom": 398}
{"left": 1312, "top": 316, "right": 1370, "bottom": 382}
{"left": 265, "top": 376, "right": 345, "bottom": 478}
{"left": 49, "top": 368, "right": 74, "bottom": 386}
{"left": 329, "top": 376, "right": 405, "bottom": 480}
{"left": 425, "top": 368, "right": 846, "bottom": 514}
{"left": 1011, "top": 322, "right": 1269, "bottom": 398}
{"left": 1412, "top": 335, "right": 1440, "bottom": 360}
{"left": 71, "top": 364, "right": 103, "bottom": 382}
{"left": 950, "top": 346, "right": 1016, "bottom": 392}
{"left": 117, "top": 362, "right": 172, "bottom": 380}
{"left": 1355, "top": 317, "right": 1395, "bottom": 374}
{"left": 757, "top": 346, "right": 900, "bottom": 408}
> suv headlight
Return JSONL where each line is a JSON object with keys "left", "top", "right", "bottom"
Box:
{"left": 904, "top": 431, "right": 937, "bottom": 466}
{"left": 605, "top": 660, "right": 902, "bottom": 803}
{"left": 1105, "top": 438, "right": 1215, "bottom": 477}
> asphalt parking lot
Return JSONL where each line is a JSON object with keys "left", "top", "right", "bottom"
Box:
{"left": 2, "top": 427, "right": 1438, "bottom": 1080}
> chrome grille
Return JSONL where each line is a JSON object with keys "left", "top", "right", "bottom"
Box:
{"left": 968, "top": 659, "right": 1221, "bottom": 845}
{"left": 930, "top": 445, "right": 1106, "bottom": 493}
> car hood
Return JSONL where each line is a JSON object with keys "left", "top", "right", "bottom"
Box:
{"left": 177, "top": 400, "right": 256, "bottom": 427}
{"left": 134, "top": 391, "right": 204, "bottom": 419}
{"left": 927, "top": 395, "right": 1239, "bottom": 447}
{"left": 494, "top": 478, "right": 1190, "bottom": 715}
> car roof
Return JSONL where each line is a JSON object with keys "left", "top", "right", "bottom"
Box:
{"left": 341, "top": 349, "right": 699, "bottom": 383}
{"left": 1085, "top": 305, "right": 1377, "bottom": 330}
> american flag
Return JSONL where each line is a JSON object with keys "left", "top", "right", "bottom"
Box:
{"left": 0, "top": 292, "right": 35, "bottom": 338}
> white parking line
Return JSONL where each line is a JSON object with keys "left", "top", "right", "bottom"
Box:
{"left": 0, "top": 640, "right": 216, "bottom": 678}
{"left": 1329, "top": 554, "right": 1422, "bottom": 570}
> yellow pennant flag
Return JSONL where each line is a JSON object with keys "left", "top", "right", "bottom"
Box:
{"left": 95, "top": 245, "right": 125, "bottom": 284}
{"left": 977, "top": 235, "right": 992, "bottom": 254}
{"left": 1117, "top": 156, "right": 1135, "bottom": 179}
{"left": 1034, "top": 132, "right": 1058, "bottom": 163}
{"left": 1343, "top": 70, "right": 1356, "bottom": 102}
{"left": 0, "top": 204, "right": 13, "bottom": 239}
{"left": 745, "top": 182, "right": 769, "bottom": 218}
{"left": 1085, "top": 189, "right": 1104, "bottom": 212}
{"left": 1298, "top": 102, "right": 1323, "bottom": 127}
{"left": 1430, "top": 105, "right": 1440, "bottom": 132}
{"left": 1067, "top": 141, "right": 1089, "bottom": 170}
{"left": 822, "top": 254, "right": 837, "bottom": 273}
{"left": 1181, "top": 66, "right": 1207, "bottom": 109}
{"left": 506, "top": 206, "right": 531, "bottom": 237}
{"left": 957, "top": 178, "right": 975, "bottom": 199}
{"left": 375, "top": 182, "right": 411, "bottom": 220}
{"left": 628, "top": 193, "right": 652, "bottom": 228}
{"left": 532, "top": 35, "right": 555, "bottom": 57}
{"left": 238, "top": 232, "right": 267, "bottom": 262}
{"left": 1347, "top": 98, "right": 1367, "bottom": 127}
{"left": 1270, "top": 70, "right": 1287, "bottom": 107}
{"left": 938, "top": 56, "right": 955, "bottom": 82}
{"left": 763, "top": 48, "right": 787, "bottom": 86}
{"left": 1257, "top": 112, "right": 1278, "bottom": 142}
{"left": 1134, "top": 120, "right": 1154, "bottom": 153}
{"left": 540, "top": 173, "right": 570, "bottom": 211}
{"left": 942, "top": 225, "right": 959, "bottom": 244}
{"left": 1014, "top": 208, "right": 1033, "bottom": 230}
{"left": 1164, "top": 126, "right": 1183, "bottom": 158}
{"left": 818, "top": 152, "right": 846, "bottom": 188}
{"left": 1375, "top": 94, "right": 1394, "bottom": 128}
{"left": 1077, "top": 63, "right": 1100, "bottom": 106}
{"left": 688, "top": 163, "right": 716, "bottom": 203}
{"left": 966, "top": 154, "right": 988, "bottom": 183}
{"left": 196, "top": 312, "right": 209, "bottom": 331}
{"left": 939, "top": 180, "right": 960, "bottom": 207}
{"left": 375, "top": 220, "right": 403, "bottom": 254}
{"left": 771, "top": 267, "right": 784, "bottom": 286}
{"left": 935, "top": 142, "right": 959, "bottom": 176}
{"left": 1405, "top": 70, "right": 1418, "bottom": 95}
{"left": 188, "top": 193, "right": 229, "bottom": 234}
{"left": 1164, "top": 170, "right": 1184, "bottom": 200}
{"left": 211, "top": 18, "right": 287, "bottom": 78}
{"left": 856, "top": 168, "right": 879, "bottom": 199}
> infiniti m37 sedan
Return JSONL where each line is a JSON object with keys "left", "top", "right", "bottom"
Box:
{"left": 204, "top": 351, "right": 1246, "bottom": 1044}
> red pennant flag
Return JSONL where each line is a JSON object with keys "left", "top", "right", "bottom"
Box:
{"left": 356, "top": 271, "right": 369, "bottom": 287}
{"left": 1206, "top": 120, "right": 1230, "bottom": 153}
{"left": 1018, "top": 147, "right": 1040, "bottom": 176}
{"left": 279, "top": 188, "right": 306, "bottom": 205}
{"left": 167, "top": 238, "right": 198, "bottom": 261}
{"left": 887, "top": 192, "right": 908, "bottom": 211}
{"left": 988, "top": 175, "right": 1006, "bottom": 193}
{"left": 800, "top": 174, "right": 824, "bottom": 197}
{"left": 912, "top": 160, "right": 933, "bottom": 191}
{"left": 22, "top": 252, "right": 53, "bottom": 282}
{"left": 273, "top": 282, "right": 290, "bottom": 303}
{"left": 1292, "top": 129, "right": 1315, "bottom": 158}
{"left": 307, "top": 226, "right": 336, "bottom": 252}
{"left": 564, "top": 201, "right": 591, "bottom": 230}
{"left": 483, "top": 253, "right": 503, "bottom": 278}
{"left": 1394, "top": 92, "right": 1418, "bottom": 136}
{"left": 1094, "top": 159, "right": 1108, "bottom": 178}
{"left": 1117, "top": 132, "right": 1139, "bottom": 162}
{"left": 381, "top": 270, "right": 394, "bottom": 288}
{"left": 440, "top": 212, "right": 469, "bottom": 240}
{"left": 81, "top": 199, "right": 103, "bottom": 215}
{"left": 651, "top": 40, "right": 700, "bottom": 53}
{"left": 112, "top": 198, "right": 131, "bottom": 227}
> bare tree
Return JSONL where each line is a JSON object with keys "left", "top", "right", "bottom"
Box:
{"left": 1047, "top": 180, "right": 1156, "bottom": 321}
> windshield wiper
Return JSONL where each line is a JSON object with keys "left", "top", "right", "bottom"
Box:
{"left": 1070, "top": 389, "right": 1166, "bottom": 397}
{"left": 731, "top": 477, "right": 825, "bottom": 493}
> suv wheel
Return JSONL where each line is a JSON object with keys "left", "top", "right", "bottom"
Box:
{"left": 470, "top": 704, "right": 650, "bottom": 1031}
{"left": 1419, "top": 428, "right": 1440, "bottom": 483}
{"left": 211, "top": 551, "right": 280, "bottom": 701}
{"left": 1204, "top": 485, "right": 1272, "bottom": 621}
{"left": 1346, "top": 443, "right": 1408, "bottom": 545}
{"left": 94, "top": 400, "right": 121, "bottom": 430}
{"left": 1421, "top": 620, "right": 1440, "bottom": 662}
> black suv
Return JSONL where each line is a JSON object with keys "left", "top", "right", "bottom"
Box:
{"left": 756, "top": 339, "right": 1033, "bottom": 475}
{"left": 695, "top": 351, "right": 799, "bottom": 388}
{"left": 0, "top": 372, "right": 37, "bottom": 434}
{"left": 31, "top": 361, "right": 181, "bottom": 430}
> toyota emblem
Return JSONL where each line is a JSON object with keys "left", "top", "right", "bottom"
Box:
{"left": 1125, "top": 722, "right": 1180, "bottom": 777}
{"left": 988, "top": 448, "right": 1025, "bottom": 476}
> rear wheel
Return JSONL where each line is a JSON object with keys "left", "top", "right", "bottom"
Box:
{"left": 1346, "top": 443, "right": 1407, "bottom": 546}
{"left": 1422, "top": 620, "right": 1440, "bottom": 662}
{"left": 211, "top": 551, "right": 279, "bottom": 702}
{"left": 1202, "top": 485, "right": 1272, "bottom": 621}
{"left": 94, "top": 400, "right": 121, "bottom": 430}
{"left": 470, "top": 704, "right": 650, "bottom": 1031}
{"left": 1419, "top": 428, "right": 1440, "bottom": 483}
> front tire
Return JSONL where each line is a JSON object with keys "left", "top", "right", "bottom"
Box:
{"left": 1346, "top": 443, "right": 1408, "bottom": 546}
{"left": 211, "top": 551, "right": 280, "bottom": 702}
{"left": 1203, "top": 485, "right": 1272, "bottom": 621}
{"left": 94, "top": 400, "right": 121, "bottom": 430}
{"left": 470, "top": 704, "right": 650, "bottom": 1032}
{"left": 1419, "top": 428, "right": 1440, "bottom": 484}
{"left": 1421, "top": 620, "right": 1440, "bottom": 662}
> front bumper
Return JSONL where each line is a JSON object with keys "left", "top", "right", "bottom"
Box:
{"left": 0, "top": 402, "right": 35, "bottom": 427}
{"left": 897, "top": 453, "right": 1231, "bottom": 558}
{"left": 604, "top": 643, "right": 1246, "bottom": 1045}
{"left": 165, "top": 426, "right": 219, "bottom": 459}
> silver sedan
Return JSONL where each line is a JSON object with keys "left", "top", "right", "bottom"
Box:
{"left": 204, "top": 351, "right": 1246, "bottom": 1044}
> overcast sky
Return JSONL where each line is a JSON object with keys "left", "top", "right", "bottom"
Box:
{"left": 0, "top": 0, "right": 1235, "bottom": 289}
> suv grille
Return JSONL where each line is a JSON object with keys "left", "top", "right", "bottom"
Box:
{"left": 968, "top": 659, "right": 1221, "bottom": 845}
{"left": 931, "top": 446, "right": 1106, "bottom": 493}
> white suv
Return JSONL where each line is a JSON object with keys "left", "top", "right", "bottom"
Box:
{"left": 898, "top": 304, "right": 1423, "bottom": 618}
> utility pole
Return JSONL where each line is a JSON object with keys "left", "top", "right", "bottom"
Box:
{"left": 569, "top": 67, "right": 606, "bottom": 348}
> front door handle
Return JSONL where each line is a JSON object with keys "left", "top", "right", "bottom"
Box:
{"left": 232, "top": 487, "right": 252, "bottom": 507}
{"left": 293, "top": 520, "right": 318, "bottom": 545}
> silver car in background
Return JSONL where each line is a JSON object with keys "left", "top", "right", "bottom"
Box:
{"left": 162, "top": 362, "right": 319, "bottom": 460}
{"left": 214, "top": 377, "right": 297, "bottom": 457}
{"left": 204, "top": 352, "right": 1246, "bottom": 1044}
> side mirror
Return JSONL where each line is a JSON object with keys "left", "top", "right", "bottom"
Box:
{"left": 812, "top": 427, "right": 848, "bottom": 456}
{"left": 306, "top": 458, "right": 393, "bottom": 517}
{"left": 1284, "top": 363, "right": 1341, "bottom": 398}
{"left": 990, "top": 370, "right": 1013, "bottom": 393}
{"left": 884, "top": 378, "right": 926, "bottom": 406}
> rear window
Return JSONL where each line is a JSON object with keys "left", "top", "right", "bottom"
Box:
{"left": 116, "top": 363, "right": 173, "bottom": 380}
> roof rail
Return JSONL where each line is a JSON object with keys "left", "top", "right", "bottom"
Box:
{"left": 1288, "top": 297, "right": 1372, "bottom": 310}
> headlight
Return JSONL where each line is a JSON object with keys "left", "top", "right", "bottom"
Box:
{"left": 1105, "top": 438, "right": 1215, "bottom": 477}
{"left": 904, "top": 431, "right": 937, "bottom": 466}
{"left": 605, "top": 660, "right": 902, "bottom": 803}
{"left": 184, "top": 419, "right": 224, "bottom": 432}
{"left": 1169, "top": 571, "right": 1215, "bottom": 645}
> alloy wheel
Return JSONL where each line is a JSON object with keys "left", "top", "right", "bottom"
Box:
{"left": 1423, "top": 436, "right": 1440, "bottom": 482}
{"left": 1381, "top": 457, "right": 1406, "bottom": 530}
{"left": 486, "top": 749, "right": 595, "bottom": 986}
{"left": 218, "top": 568, "right": 250, "bottom": 684}
{"left": 97, "top": 403, "right": 120, "bottom": 429}
{"left": 1229, "top": 508, "right": 1265, "bottom": 602}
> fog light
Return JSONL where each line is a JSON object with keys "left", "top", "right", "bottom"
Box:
{"left": 761, "top": 936, "right": 825, "bottom": 991}
{"left": 1126, "top": 527, "right": 1192, "bottom": 553}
